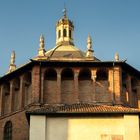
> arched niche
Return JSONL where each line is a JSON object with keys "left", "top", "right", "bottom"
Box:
{"left": 131, "top": 78, "right": 138, "bottom": 107}
{"left": 44, "top": 68, "right": 57, "bottom": 103}
{"left": 3, "top": 82, "right": 10, "bottom": 115}
{"left": 78, "top": 68, "right": 93, "bottom": 102}
{"left": 13, "top": 78, "right": 20, "bottom": 111}
{"left": 24, "top": 72, "right": 32, "bottom": 106}
{"left": 95, "top": 69, "right": 110, "bottom": 102}
{"left": 4, "top": 121, "right": 12, "bottom": 140}
{"left": 61, "top": 68, "right": 74, "bottom": 103}
{"left": 96, "top": 69, "right": 108, "bottom": 81}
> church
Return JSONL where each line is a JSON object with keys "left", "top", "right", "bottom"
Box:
{"left": 0, "top": 9, "right": 140, "bottom": 140}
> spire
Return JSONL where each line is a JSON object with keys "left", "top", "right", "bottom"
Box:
{"left": 38, "top": 34, "right": 46, "bottom": 57}
{"left": 9, "top": 50, "right": 16, "bottom": 72}
{"left": 114, "top": 52, "right": 119, "bottom": 61}
{"left": 86, "top": 34, "right": 94, "bottom": 57}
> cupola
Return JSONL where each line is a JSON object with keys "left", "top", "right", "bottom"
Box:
{"left": 56, "top": 8, "right": 74, "bottom": 47}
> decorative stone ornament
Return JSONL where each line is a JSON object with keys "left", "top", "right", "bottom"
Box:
{"left": 38, "top": 34, "right": 46, "bottom": 56}
{"left": 115, "top": 52, "right": 119, "bottom": 61}
{"left": 86, "top": 34, "right": 94, "bottom": 57}
{"left": 9, "top": 50, "right": 16, "bottom": 72}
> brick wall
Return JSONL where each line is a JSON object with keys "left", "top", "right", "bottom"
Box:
{"left": 0, "top": 111, "right": 29, "bottom": 140}
{"left": 44, "top": 80, "right": 58, "bottom": 103}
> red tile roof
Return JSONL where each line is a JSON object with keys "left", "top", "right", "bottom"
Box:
{"left": 26, "top": 103, "right": 140, "bottom": 115}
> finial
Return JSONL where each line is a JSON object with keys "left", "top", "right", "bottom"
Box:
{"left": 86, "top": 34, "right": 94, "bottom": 58}
{"left": 40, "top": 34, "right": 45, "bottom": 49}
{"left": 87, "top": 34, "right": 92, "bottom": 50}
{"left": 11, "top": 50, "right": 15, "bottom": 65}
{"left": 115, "top": 52, "right": 119, "bottom": 61}
{"left": 38, "top": 34, "right": 46, "bottom": 56}
{"left": 9, "top": 50, "right": 16, "bottom": 72}
{"left": 62, "top": 7, "right": 67, "bottom": 18}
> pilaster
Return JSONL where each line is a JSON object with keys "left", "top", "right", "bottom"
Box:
{"left": 40, "top": 69, "right": 45, "bottom": 104}
{"left": 126, "top": 75, "right": 132, "bottom": 106}
{"left": 32, "top": 65, "right": 40, "bottom": 104}
{"left": 91, "top": 69, "right": 97, "bottom": 101}
{"left": 0, "top": 85, "right": 4, "bottom": 116}
{"left": 9, "top": 80, "right": 14, "bottom": 112}
{"left": 57, "top": 69, "right": 61, "bottom": 103}
{"left": 74, "top": 69, "right": 79, "bottom": 102}
{"left": 113, "top": 66, "right": 122, "bottom": 105}
{"left": 19, "top": 75, "right": 25, "bottom": 109}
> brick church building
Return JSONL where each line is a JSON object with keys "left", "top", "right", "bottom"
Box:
{"left": 0, "top": 9, "right": 140, "bottom": 140}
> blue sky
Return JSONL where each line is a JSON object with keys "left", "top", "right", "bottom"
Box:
{"left": 0, "top": 0, "right": 140, "bottom": 75}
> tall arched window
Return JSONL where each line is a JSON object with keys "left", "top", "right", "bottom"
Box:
{"left": 58, "top": 30, "right": 61, "bottom": 38}
{"left": 63, "top": 29, "right": 67, "bottom": 37}
{"left": 4, "top": 121, "right": 12, "bottom": 140}
{"left": 69, "top": 29, "right": 72, "bottom": 38}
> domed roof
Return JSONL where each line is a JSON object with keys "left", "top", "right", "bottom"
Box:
{"left": 43, "top": 44, "right": 100, "bottom": 61}
{"left": 45, "top": 45, "right": 84, "bottom": 59}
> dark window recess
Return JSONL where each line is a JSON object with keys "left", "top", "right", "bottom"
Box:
{"left": 61, "top": 68, "right": 74, "bottom": 80}
{"left": 96, "top": 70, "right": 108, "bottom": 81}
{"left": 78, "top": 69, "right": 91, "bottom": 80}
{"left": 69, "top": 30, "right": 72, "bottom": 38}
{"left": 4, "top": 121, "right": 12, "bottom": 140}
{"left": 58, "top": 30, "right": 61, "bottom": 38}
{"left": 63, "top": 29, "right": 67, "bottom": 37}
{"left": 45, "top": 69, "right": 57, "bottom": 80}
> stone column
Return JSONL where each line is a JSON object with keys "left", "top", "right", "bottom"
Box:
{"left": 74, "top": 69, "right": 79, "bottom": 102}
{"left": 57, "top": 70, "right": 61, "bottom": 103}
{"left": 91, "top": 69, "right": 97, "bottom": 101}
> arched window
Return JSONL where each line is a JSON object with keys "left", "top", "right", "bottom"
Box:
{"left": 4, "top": 121, "right": 12, "bottom": 140}
{"left": 69, "top": 29, "right": 72, "bottom": 38}
{"left": 58, "top": 30, "right": 61, "bottom": 38}
{"left": 63, "top": 29, "right": 67, "bottom": 37}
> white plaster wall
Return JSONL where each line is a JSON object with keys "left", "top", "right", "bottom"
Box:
{"left": 29, "top": 115, "right": 140, "bottom": 140}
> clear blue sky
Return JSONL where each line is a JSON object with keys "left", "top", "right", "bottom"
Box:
{"left": 0, "top": 0, "right": 140, "bottom": 76}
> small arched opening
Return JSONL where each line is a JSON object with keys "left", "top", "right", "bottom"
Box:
{"left": 63, "top": 29, "right": 67, "bottom": 37}
{"left": 58, "top": 30, "right": 61, "bottom": 38}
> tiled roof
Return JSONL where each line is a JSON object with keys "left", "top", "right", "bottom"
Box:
{"left": 26, "top": 103, "right": 140, "bottom": 115}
